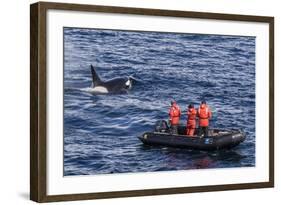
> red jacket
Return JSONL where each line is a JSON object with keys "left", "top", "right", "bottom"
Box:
{"left": 198, "top": 104, "right": 212, "bottom": 127}
{"left": 187, "top": 108, "right": 197, "bottom": 126}
{"left": 169, "top": 104, "right": 181, "bottom": 125}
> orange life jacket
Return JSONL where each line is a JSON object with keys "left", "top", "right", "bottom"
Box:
{"left": 169, "top": 104, "right": 181, "bottom": 125}
{"left": 198, "top": 104, "right": 212, "bottom": 127}
{"left": 187, "top": 108, "right": 197, "bottom": 126}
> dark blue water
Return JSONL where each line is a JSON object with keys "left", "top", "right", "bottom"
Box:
{"left": 63, "top": 28, "right": 255, "bottom": 176}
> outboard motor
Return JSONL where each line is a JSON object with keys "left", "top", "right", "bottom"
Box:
{"left": 154, "top": 120, "right": 169, "bottom": 133}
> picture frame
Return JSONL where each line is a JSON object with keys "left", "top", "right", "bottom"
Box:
{"left": 30, "top": 1, "right": 274, "bottom": 203}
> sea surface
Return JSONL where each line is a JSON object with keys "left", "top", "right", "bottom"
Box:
{"left": 63, "top": 27, "right": 256, "bottom": 176}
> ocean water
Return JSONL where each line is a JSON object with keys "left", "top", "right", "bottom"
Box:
{"left": 63, "top": 27, "right": 255, "bottom": 176}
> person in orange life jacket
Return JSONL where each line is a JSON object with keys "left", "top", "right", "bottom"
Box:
{"left": 169, "top": 100, "right": 181, "bottom": 134}
{"left": 197, "top": 101, "right": 212, "bottom": 137}
{"left": 186, "top": 104, "right": 197, "bottom": 136}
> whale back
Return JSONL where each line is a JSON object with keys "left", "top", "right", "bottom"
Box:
{"left": 89, "top": 65, "right": 133, "bottom": 94}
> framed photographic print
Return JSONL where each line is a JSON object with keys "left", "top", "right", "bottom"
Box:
{"left": 30, "top": 1, "right": 274, "bottom": 202}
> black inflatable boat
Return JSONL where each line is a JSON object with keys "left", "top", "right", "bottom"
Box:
{"left": 138, "top": 120, "right": 246, "bottom": 150}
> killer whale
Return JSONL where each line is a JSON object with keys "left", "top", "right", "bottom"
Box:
{"left": 88, "top": 65, "right": 133, "bottom": 94}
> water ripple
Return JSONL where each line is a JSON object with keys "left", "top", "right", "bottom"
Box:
{"left": 63, "top": 28, "right": 255, "bottom": 176}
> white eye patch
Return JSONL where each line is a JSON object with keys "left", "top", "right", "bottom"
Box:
{"left": 125, "top": 79, "right": 131, "bottom": 86}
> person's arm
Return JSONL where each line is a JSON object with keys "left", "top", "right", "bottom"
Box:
{"left": 208, "top": 107, "right": 212, "bottom": 119}
{"left": 169, "top": 108, "right": 173, "bottom": 121}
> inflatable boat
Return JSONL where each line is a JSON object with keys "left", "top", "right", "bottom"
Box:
{"left": 138, "top": 120, "right": 246, "bottom": 150}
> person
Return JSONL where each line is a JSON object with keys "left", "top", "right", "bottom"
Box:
{"left": 197, "top": 101, "right": 212, "bottom": 137}
{"left": 169, "top": 100, "right": 181, "bottom": 134}
{"left": 186, "top": 104, "right": 197, "bottom": 136}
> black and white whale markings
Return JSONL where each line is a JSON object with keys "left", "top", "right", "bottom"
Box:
{"left": 88, "top": 65, "right": 133, "bottom": 94}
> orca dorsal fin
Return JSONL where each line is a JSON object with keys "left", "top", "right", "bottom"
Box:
{"left": 90, "top": 65, "right": 102, "bottom": 87}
